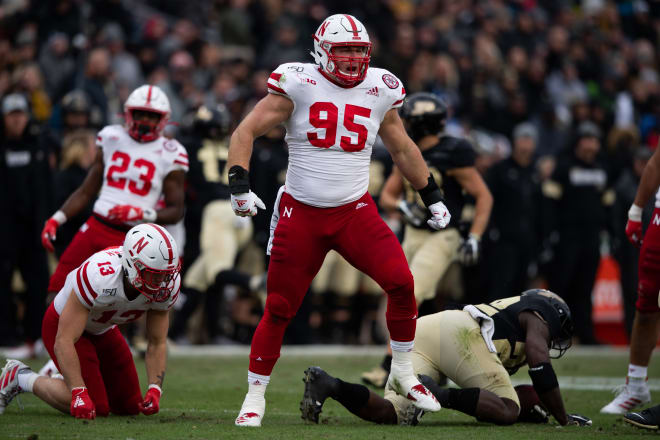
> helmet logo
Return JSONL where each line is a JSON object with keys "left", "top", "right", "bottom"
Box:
{"left": 132, "top": 237, "right": 150, "bottom": 254}
{"left": 318, "top": 21, "right": 330, "bottom": 37}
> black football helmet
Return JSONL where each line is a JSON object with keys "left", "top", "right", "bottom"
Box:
{"left": 192, "top": 104, "right": 231, "bottom": 140}
{"left": 399, "top": 92, "right": 448, "bottom": 142}
{"left": 521, "top": 289, "right": 574, "bottom": 359}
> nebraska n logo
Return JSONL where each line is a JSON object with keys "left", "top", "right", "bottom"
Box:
{"left": 283, "top": 206, "right": 293, "bottom": 218}
{"left": 318, "top": 21, "right": 330, "bottom": 37}
{"left": 133, "top": 237, "right": 149, "bottom": 253}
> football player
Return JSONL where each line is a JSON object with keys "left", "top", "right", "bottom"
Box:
{"left": 301, "top": 290, "right": 591, "bottom": 427}
{"left": 41, "top": 85, "right": 187, "bottom": 300}
{"left": 362, "top": 92, "right": 493, "bottom": 388}
{"left": 228, "top": 14, "right": 449, "bottom": 426}
{"left": 171, "top": 105, "right": 263, "bottom": 342}
{"left": 602, "top": 142, "right": 660, "bottom": 414}
{"left": 0, "top": 224, "right": 181, "bottom": 418}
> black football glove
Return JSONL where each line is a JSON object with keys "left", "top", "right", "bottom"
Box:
{"left": 518, "top": 404, "right": 549, "bottom": 424}
{"left": 566, "top": 413, "right": 592, "bottom": 426}
{"left": 397, "top": 200, "right": 427, "bottom": 228}
{"left": 457, "top": 234, "right": 480, "bottom": 265}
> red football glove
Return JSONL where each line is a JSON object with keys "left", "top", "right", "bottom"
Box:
{"left": 41, "top": 218, "right": 59, "bottom": 253}
{"left": 138, "top": 384, "right": 162, "bottom": 416}
{"left": 107, "top": 205, "right": 156, "bottom": 223}
{"left": 70, "top": 387, "right": 96, "bottom": 419}
{"left": 626, "top": 204, "right": 643, "bottom": 247}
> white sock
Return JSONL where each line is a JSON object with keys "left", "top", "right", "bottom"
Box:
{"left": 628, "top": 364, "right": 648, "bottom": 380}
{"left": 17, "top": 370, "right": 39, "bottom": 393}
{"left": 246, "top": 371, "right": 269, "bottom": 399}
{"left": 390, "top": 340, "right": 414, "bottom": 370}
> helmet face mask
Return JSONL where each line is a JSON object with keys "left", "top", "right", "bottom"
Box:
{"left": 312, "top": 15, "right": 372, "bottom": 87}
{"left": 521, "top": 289, "right": 574, "bottom": 359}
{"left": 124, "top": 85, "right": 171, "bottom": 142}
{"left": 121, "top": 224, "right": 181, "bottom": 303}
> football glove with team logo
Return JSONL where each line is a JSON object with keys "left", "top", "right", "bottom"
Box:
{"left": 107, "top": 205, "right": 157, "bottom": 223}
{"left": 231, "top": 191, "right": 266, "bottom": 217}
{"left": 70, "top": 387, "right": 96, "bottom": 419}
{"left": 139, "top": 384, "right": 162, "bottom": 416}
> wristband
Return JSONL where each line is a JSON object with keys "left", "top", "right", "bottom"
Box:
{"left": 148, "top": 384, "right": 162, "bottom": 394}
{"left": 71, "top": 386, "right": 87, "bottom": 393}
{"left": 628, "top": 204, "right": 642, "bottom": 222}
{"left": 228, "top": 166, "right": 250, "bottom": 195}
{"left": 417, "top": 176, "right": 445, "bottom": 208}
{"left": 528, "top": 362, "right": 559, "bottom": 394}
{"left": 52, "top": 210, "right": 67, "bottom": 225}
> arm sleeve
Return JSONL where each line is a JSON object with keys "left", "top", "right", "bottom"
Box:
{"left": 164, "top": 140, "right": 189, "bottom": 174}
{"left": 71, "top": 261, "right": 99, "bottom": 310}
{"left": 267, "top": 64, "right": 295, "bottom": 99}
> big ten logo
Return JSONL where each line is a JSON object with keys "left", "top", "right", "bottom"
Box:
{"left": 298, "top": 75, "right": 317, "bottom": 85}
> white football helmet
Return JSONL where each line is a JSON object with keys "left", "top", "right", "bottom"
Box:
{"left": 121, "top": 223, "right": 181, "bottom": 302}
{"left": 124, "top": 85, "right": 171, "bottom": 142}
{"left": 311, "top": 14, "right": 371, "bottom": 86}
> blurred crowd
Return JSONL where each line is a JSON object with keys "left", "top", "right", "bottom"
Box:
{"left": 1, "top": 0, "right": 660, "bottom": 350}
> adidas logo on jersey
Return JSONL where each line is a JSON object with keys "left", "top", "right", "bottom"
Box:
{"left": 366, "top": 87, "right": 379, "bottom": 97}
{"left": 356, "top": 202, "right": 368, "bottom": 210}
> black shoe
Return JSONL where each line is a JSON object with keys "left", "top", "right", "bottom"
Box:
{"left": 300, "top": 367, "right": 337, "bottom": 424}
{"left": 624, "top": 404, "right": 660, "bottom": 430}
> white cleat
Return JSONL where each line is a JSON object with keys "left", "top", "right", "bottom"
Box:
{"left": 387, "top": 365, "right": 441, "bottom": 412}
{"left": 235, "top": 393, "right": 265, "bottom": 427}
{"left": 600, "top": 383, "right": 651, "bottom": 414}
{"left": 0, "top": 359, "right": 29, "bottom": 415}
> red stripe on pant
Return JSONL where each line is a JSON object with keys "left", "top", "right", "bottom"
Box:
{"left": 41, "top": 304, "right": 142, "bottom": 416}
{"left": 248, "top": 192, "right": 416, "bottom": 375}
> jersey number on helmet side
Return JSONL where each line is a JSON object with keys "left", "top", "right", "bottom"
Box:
{"left": 307, "top": 102, "right": 371, "bottom": 152}
{"left": 107, "top": 151, "right": 156, "bottom": 196}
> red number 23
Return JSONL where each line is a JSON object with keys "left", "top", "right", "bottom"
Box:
{"left": 106, "top": 151, "right": 155, "bottom": 196}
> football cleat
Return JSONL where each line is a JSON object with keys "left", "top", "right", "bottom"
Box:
{"left": 0, "top": 359, "right": 29, "bottom": 415}
{"left": 235, "top": 392, "right": 265, "bottom": 427}
{"left": 300, "top": 366, "right": 337, "bottom": 423}
{"left": 387, "top": 364, "right": 441, "bottom": 412}
{"left": 600, "top": 382, "right": 651, "bottom": 414}
{"left": 624, "top": 404, "right": 660, "bottom": 430}
{"left": 361, "top": 365, "right": 388, "bottom": 389}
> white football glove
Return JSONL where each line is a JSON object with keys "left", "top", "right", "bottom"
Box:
{"left": 231, "top": 191, "right": 266, "bottom": 217}
{"left": 458, "top": 234, "right": 480, "bottom": 265}
{"left": 427, "top": 200, "right": 450, "bottom": 230}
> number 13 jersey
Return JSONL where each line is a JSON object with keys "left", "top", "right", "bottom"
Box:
{"left": 267, "top": 63, "right": 405, "bottom": 207}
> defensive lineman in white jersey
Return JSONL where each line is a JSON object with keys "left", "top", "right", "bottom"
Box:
{"left": 227, "top": 14, "right": 451, "bottom": 426}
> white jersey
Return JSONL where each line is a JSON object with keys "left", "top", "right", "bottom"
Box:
{"left": 655, "top": 187, "right": 660, "bottom": 208}
{"left": 53, "top": 246, "right": 180, "bottom": 335}
{"left": 93, "top": 125, "right": 189, "bottom": 223}
{"left": 267, "top": 63, "right": 405, "bottom": 207}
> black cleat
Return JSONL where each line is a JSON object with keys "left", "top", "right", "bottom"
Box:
{"left": 624, "top": 404, "right": 660, "bottom": 431}
{"left": 300, "top": 366, "right": 337, "bottom": 424}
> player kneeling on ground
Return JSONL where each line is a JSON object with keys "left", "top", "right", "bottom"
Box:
{"left": 301, "top": 290, "right": 591, "bottom": 427}
{"left": 0, "top": 224, "right": 181, "bottom": 419}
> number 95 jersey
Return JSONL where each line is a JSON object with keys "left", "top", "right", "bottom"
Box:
{"left": 93, "top": 125, "right": 189, "bottom": 219}
{"left": 267, "top": 63, "right": 405, "bottom": 208}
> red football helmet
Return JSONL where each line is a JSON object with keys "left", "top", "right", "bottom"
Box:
{"left": 311, "top": 14, "right": 371, "bottom": 87}
{"left": 124, "top": 85, "right": 171, "bottom": 142}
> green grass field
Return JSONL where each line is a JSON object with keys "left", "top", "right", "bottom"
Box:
{"left": 3, "top": 348, "right": 660, "bottom": 439}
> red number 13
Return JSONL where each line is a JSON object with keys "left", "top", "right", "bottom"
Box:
{"left": 307, "top": 103, "right": 371, "bottom": 152}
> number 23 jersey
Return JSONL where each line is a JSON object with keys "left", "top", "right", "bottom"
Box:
{"left": 53, "top": 246, "right": 180, "bottom": 335}
{"left": 93, "top": 125, "right": 189, "bottom": 219}
{"left": 267, "top": 63, "right": 405, "bottom": 207}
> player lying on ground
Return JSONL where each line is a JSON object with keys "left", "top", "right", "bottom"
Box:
{"left": 301, "top": 290, "right": 591, "bottom": 426}
{"left": 0, "top": 224, "right": 181, "bottom": 419}
{"left": 362, "top": 91, "right": 493, "bottom": 388}
{"left": 229, "top": 13, "right": 450, "bottom": 426}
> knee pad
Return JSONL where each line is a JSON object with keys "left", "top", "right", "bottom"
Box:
{"left": 265, "top": 293, "right": 293, "bottom": 320}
